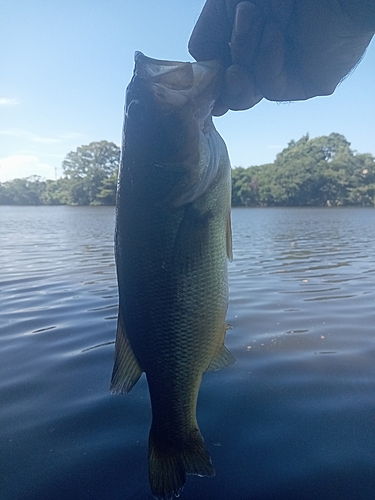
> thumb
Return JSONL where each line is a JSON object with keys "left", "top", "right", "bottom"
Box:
{"left": 189, "top": 0, "right": 232, "bottom": 65}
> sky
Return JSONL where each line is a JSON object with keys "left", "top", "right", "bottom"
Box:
{"left": 1, "top": 0, "right": 374, "bottom": 182}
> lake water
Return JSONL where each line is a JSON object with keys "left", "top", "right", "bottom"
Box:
{"left": 1, "top": 206, "right": 375, "bottom": 500}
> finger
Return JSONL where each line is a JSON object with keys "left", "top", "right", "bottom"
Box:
{"left": 253, "top": 22, "right": 288, "bottom": 100}
{"left": 189, "top": 0, "right": 232, "bottom": 65}
{"left": 225, "top": 64, "right": 263, "bottom": 109}
{"left": 213, "top": 64, "right": 262, "bottom": 115}
{"left": 212, "top": 101, "right": 230, "bottom": 117}
{"left": 230, "top": 2, "right": 263, "bottom": 67}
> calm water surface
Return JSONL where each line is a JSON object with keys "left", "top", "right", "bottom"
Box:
{"left": 1, "top": 206, "right": 375, "bottom": 500}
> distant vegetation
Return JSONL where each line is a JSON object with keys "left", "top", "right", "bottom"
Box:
{"left": 232, "top": 133, "right": 375, "bottom": 207}
{"left": 0, "top": 141, "right": 120, "bottom": 206}
{"left": 1, "top": 134, "right": 375, "bottom": 207}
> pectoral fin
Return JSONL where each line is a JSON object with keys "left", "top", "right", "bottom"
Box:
{"left": 207, "top": 344, "right": 235, "bottom": 371}
{"left": 110, "top": 313, "right": 143, "bottom": 394}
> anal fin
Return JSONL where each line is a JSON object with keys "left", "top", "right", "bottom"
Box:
{"left": 207, "top": 344, "right": 235, "bottom": 371}
{"left": 110, "top": 313, "right": 143, "bottom": 394}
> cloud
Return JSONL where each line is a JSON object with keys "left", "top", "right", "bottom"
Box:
{"left": 0, "top": 128, "right": 62, "bottom": 144}
{"left": 33, "top": 136, "right": 62, "bottom": 144}
{"left": 0, "top": 155, "right": 55, "bottom": 182}
{"left": 0, "top": 128, "right": 88, "bottom": 144}
{"left": 0, "top": 97, "right": 20, "bottom": 106}
{"left": 58, "top": 132, "right": 88, "bottom": 140}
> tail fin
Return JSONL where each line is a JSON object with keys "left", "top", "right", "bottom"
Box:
{"left": 148, "top": 427, "right": 215, "bottom": 500}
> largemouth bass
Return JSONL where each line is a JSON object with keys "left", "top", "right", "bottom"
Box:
{"left": 110, "top": 51, "right": 234, "bottom": 500}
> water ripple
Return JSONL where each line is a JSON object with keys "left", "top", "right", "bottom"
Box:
{"left": 1, "top": 206, "right": 375, "bottom": 500}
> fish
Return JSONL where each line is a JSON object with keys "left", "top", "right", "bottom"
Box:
{"left": 110, "top": 51, "right": 235, "bottom": 500}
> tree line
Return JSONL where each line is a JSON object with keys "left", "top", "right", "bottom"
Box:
{"left": 1, "top": 134, "right": 375, "bottom": 207}
{"left": 0, "top": 141, "right": 119, "bottom": 206}
{"left": 232, "top": 133, "right": 375, "bottom": 207}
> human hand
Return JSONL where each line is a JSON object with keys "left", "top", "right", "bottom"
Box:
{"left": 189, "top": 0, "right": 375, "bottom": 115}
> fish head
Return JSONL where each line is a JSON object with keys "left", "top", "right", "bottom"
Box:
{"left": 121, "top": 52, "right": 224, "bottom": 205}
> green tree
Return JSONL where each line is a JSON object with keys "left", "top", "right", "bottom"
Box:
{"left": 0, "top": 176, "right": 46, "bottom": 205}
{"left": 62, "top": 140, "right": 120, "bottom": 205}
{"left": 42, "top": 178, "right": 70, "bottom": 205}
{"left": 95, "top": 171, "right": 118, "bottom": 205}
{"left": 231, "top": 133, "right": 375, "bottom": 207}
{"left": 231, "top": 165, "right": 268, "bottom": 206}
{"left": 271, "top": 133, "right": 355, "bottom": 206}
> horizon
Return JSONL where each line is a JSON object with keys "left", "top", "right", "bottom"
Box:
{"left": 0, "top": 130, "right": 371, "bottom": 185}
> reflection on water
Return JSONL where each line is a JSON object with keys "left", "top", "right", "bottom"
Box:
{"left": 1, "top": 206, "right": 375, "bottom": 500}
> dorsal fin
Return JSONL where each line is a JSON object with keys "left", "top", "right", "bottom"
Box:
{"left": 226, "top": 213, "right": 233, "bottom": 261}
